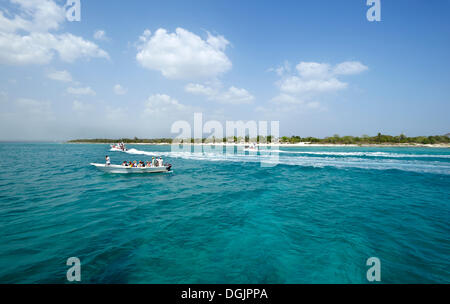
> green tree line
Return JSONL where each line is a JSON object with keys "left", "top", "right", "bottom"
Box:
{"left": 280, "top": 133, "right": 450, "bottom": 145}
{"left": 68, "top": 133, "right": 449, "bottom": 145}
{"left": 68, "top": 137, "right": 174, "bottom": 144}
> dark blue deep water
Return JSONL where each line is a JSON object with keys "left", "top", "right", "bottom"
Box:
{"left": 0, "top": 143, "right": 449, "bottom": 283}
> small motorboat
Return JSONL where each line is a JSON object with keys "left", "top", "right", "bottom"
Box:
{"left": 110, "top": 142, "right": 127, "bottom": 152}
{"left": 91, "top": 163, "right": 172, "bottom": 174}
{"left": 243, "top": 144, "right": 258, "bottom": 152}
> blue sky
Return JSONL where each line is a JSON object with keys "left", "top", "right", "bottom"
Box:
{"left": 0, "top": 0, "right": 449, "bottom": 140}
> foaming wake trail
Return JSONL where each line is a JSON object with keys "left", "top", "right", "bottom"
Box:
{"left": 116, "top": 148, "right": 450, "bottom": 159}
{"left": 115, "top": 148, "right": 450, "bottom": 175}
{"left": 257, "top": 150, "right": 450, "bottom": 158}
{"left": 123, "top": 148, "right": 160, "bottom": 156}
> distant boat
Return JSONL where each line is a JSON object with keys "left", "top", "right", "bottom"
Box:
{"left": 91, "top": 163, "right": 172, "bottom": 174}
{"left": 110, "top": 142, "right": 127, "bottom": 152}
{"left": 243, "top": 143, "right": 258, "bottom": 151}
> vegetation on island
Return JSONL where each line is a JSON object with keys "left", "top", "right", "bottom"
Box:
{"left": 68, "top": 137, "right": 173, "bottom": 144}
{"left": 280, "top": 133, "right": 450, "bottom": 145}
{"left": 68, "top": 133, "right": 450, "bottom": 145}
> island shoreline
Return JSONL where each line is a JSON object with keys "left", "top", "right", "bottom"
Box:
{"left": 65, "top": 142, "right": 450, "bottom": 148}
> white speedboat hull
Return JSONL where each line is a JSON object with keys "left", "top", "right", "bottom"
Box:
{"left": 91, "top": 163, "right": 171, "bottom": 174}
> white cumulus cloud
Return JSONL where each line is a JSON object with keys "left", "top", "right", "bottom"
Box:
{"left": 296, "top": 62, "right": 331, "bottom": 79}
{"left": 144, "top": 94, "right": 187, "bottom": 114}
{"left": 136, "top": 28, "right": 232, "bottom": 80}
{"left": 266, "top": 60, "right": 368, "bottom": 113}
{"left": 53, "top": 33, "right": 109, "bottom": 62}
{"left": 333, "top": 61, "right": 369, "bottom": 75}
{"left": 215, "top": 86, "right": 254, "bottom": 104}
{"left": 2, "top": 0, "right": 65, "bottom": 33}
{"left": 0, "top": 0, "right": 109, "bottom": 65}
{"left": 277, "top": 60, "right": 367, "bottom": 95}
{"left": 185, "top": 83, "right": 254, "bottom": 105}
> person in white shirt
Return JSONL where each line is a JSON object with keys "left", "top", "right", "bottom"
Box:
{"left": 159, "top": 158, "right": 164, "bottom": 167}
{"left": 105, "top": 156, "right": 111, "bottom": 166}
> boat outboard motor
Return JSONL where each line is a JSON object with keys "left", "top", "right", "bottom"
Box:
{"left": 166, "top": 164, "right": 172, "bottom": 171}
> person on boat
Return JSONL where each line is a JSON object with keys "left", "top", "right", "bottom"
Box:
{"left": 160, "top": 157, "right": 164, "bottom": 167}
{"left": 146, "top": 161, "right": 151, "bottom": 167}
{"left": 133, "top": 161, "right": 137, "bottom": 167}
{"left": 151, "top": 157, "right": 156, "bottom": 167}
{"left": 122, "top": 161, "right": 128, "bottom": 166}
{"left": 106, "top": 156, "right": 111, "bottom": 166}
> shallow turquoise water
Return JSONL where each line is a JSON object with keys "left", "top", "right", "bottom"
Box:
{"left": 0, "top": 143, "right": 449, "bottom": 283}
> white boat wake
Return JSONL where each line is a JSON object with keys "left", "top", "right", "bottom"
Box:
{"left": 115, "top": 147, "right": 450, "bottom": 175}
{"left": 263, "top": 150, "right": 450, "bottom": 158}
{"left": 118, "top": 147, "right": 450, "bottom": 159}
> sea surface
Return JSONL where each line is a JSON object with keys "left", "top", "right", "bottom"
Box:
{"left": 0, "top": 142, "right": 449, "bottom": 283}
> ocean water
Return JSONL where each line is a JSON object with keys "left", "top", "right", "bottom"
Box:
{"left": 0, "top": 142, "right": 449, "bottom": 283}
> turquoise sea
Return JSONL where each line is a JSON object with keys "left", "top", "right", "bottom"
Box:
{"left": 0, "top": 142, "right": 449, "bottom": 283}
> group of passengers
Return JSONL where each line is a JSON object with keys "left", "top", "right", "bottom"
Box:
{"left": 121, "top": 157, "right": 164, "bottom": 168}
